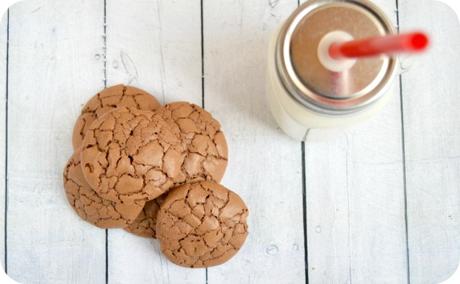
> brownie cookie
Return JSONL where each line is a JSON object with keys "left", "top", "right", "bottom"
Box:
{"left": 63, "top": 152, "right": 145, "bottom": 228}
{"left": 156, "top": 102, "right": 228, "bottom": 182}
{"left": 124, "top": 196, "right": 165, "bottom": 238}
{"left": 156, "top": 181, "right": 249, "bottom": 268}
{"left": 72, "top": 84, "right": 161, "bottom": 149}
{"left": 80, "top": 106, "right": 185, "bottom": 203}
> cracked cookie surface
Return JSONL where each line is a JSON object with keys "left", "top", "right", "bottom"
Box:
{"left": 124, "top": 195, "right": 165, "bottom": 238}
{"left": 80, "top": 106, "right": 185, "bottom": 203}
{"left": 63, "top": 152, "right": 145, "bottom": 228}
{"left": 156, "top": 102, "right": 228, "bottom": 183}
{"left": 72, "top": 84, "right": 161, "bottom": 149}
{"left": 156, "top": 181, "right": 249, "bottom": 268}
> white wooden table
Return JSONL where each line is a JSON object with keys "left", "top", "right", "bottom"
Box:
{"left": 0, "top": 0, "right": 458, "bottom": 283}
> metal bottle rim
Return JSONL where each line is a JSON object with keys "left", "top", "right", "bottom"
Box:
{"left": 276, "top": 0, "right": 398, "bottom": 115}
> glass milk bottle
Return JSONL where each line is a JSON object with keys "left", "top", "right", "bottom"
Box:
{"left": 267, "top": 0, "right": 399, "bottom": 141}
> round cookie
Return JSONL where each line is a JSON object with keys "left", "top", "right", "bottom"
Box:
{"left": 124, "top": 195, "right": 165, "bottom": 238}
{"left": 80, "top": 106, "right": 185, "bottom": 203}
{"left": 72, "top": 84, "right": 161, "bottom": 149}
{"left": 156, "top": 102, "right": 228, "bottom": 182}
{"left": 156, "top": 181, "right": 249, "bottom": 268}
{"left": 63, "top": 152, "right": 145, "bottom": 228}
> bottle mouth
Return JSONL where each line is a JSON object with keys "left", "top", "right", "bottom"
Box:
{"left": 276, "top": 0, "right": 398, "bottom": 115}
{"left": 317, "top": 31, "right": 357, "bottom": 73}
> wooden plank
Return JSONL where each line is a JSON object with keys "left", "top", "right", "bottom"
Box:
{"left": 303, "top": 0, "right": 408, "bottom": 283}
{"left": 7, "top": 1, "right": 106, "bottom": 283}
{"left": 105, "top": 0, "right": 205, "bottom": 283}
{"left": 0, "top": 11, "right": 7, "bottom": 271}
{"left": 398, "top": 1, "right": 460, "bottom": 282}
{"left": 204, "top": 1, "right": 306, "bottom": 283}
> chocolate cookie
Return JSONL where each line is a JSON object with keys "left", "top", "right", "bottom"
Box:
{"left": 80, "top": 106, "right": 185, "bottom": 203}
{"left": 124, "top": 196, "right": 165, "bottom": 238}
{"left": 156, "top": 102, "right": 228, "bottom": 182}
{"left": 63, "top": 152, "right": 145, "bottom": 228}
{"left": 72, "top": 84, "right": 161, "bottom": 149}
{"left": 156, "top": 181, "right": 249, "bottom": 268}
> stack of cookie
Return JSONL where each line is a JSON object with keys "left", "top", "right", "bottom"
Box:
{"left": 63, "top": 85, "right": 249, "bottom": 268}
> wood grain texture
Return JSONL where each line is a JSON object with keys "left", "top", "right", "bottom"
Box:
{"left": 399, "top": 1, "right": 460, "bottom": 283}
{"left": 6, "top": 1, "right": 106, "bottom": 283}
{"left": 0, "top": 12, "right": 7, "bottom": 271}
{"left": 204, "top": 1, "right": 306, "bottom": 283}
{"left": 303, "top": 0, "right": 408, "bottom": 283}
{"left": 105, "top": 0, "right": 204, "bottom": 283}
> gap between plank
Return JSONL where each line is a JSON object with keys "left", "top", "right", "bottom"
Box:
{"left": 301, "top": 141, "right": 309, "bottom": 284}
{"left": 4, "top": 8, "right": 10, "bottom": 274}
{"left": 105, "top": 230, "right": 108, "bottom": 284}
{"left": 200, "top": 1, "right": 208, "bottom": 283}
{"left": 103, "top": 0, "right": 108, "bottom": 283}
{"left": 103, "top": 0, "right": 107, "bottom": 88}
{"left": 201, "top": 0, "right": 205, "bottom": 110}
{"left": 395, "top": 0, "right": 411, "bottom": 283}
{"left": 298, "top": 1, "right": 308, "bottom": 283}
{"left": 399, "top": 70, "right": 410, "bottom": 284}
{"left": 295, "top": 0, "right": 310, "bottom": 280}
